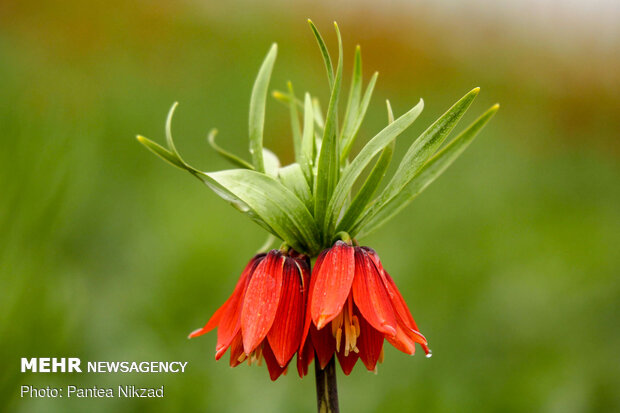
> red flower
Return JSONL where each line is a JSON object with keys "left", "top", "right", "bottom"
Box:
{"left": 298, "top": 241, "right": 430, "bottom": 376}
{"left": 189, "top": 249, "right": 310, "bottom": 381}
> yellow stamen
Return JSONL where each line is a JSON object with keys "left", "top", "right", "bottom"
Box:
{"left": 331, "top": 296, "right": 360, "bottom": 357}
{"left": 246, "top": 344, "right": 264, "bottom": 366}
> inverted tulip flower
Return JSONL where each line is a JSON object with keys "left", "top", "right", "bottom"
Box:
{"left": 297, "top": 240, "right": 430, "bottom": 376}
{"left": 139, "top": 18, "right": 497, "bottom": 413}
{"left": 189, "top": 249, "right": 310, "bottom": 380}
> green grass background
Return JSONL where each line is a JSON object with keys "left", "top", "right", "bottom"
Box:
{"left": 1, "top": 1, "right": 619, "bottom": 412}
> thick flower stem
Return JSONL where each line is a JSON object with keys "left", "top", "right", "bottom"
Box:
{"left": 314, "top": 356, "right": 339, "bottom": 413}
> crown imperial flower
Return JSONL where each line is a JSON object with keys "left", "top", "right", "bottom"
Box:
{"left": 189, "top": 250, "right": 310, "bottom": 380}
{"left": 298, "top": 241, "right": 429, "bottom": 375}
{"left": 138, "top": 18, "right": 497, "bottom": 412}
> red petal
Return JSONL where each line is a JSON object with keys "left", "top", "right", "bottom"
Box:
{"left": 188, "top": 300, "right": 226, "bottom": 339}
{"left": 299, "top": 250, "right": 327, "bottom": 352}
{"left": 228, "top": 333, "right": 245, "bottom": 367}
{"left": 241, "top": 250, "right": 285, "bottom": 354}
{"left": 267, "top": 259, "right": 305, "bottom": 367}
{"left": 215, "top": 256, "right": 264, "bottom": 357}
{"left": 262, "top": 341, "right": 289, "bottom": 381}
{"left": 336, "top": 344, "right": 360, "bottom": 376}
{"left": 296, "top": 336, "right": 315, "bottom": 378}
{"left": 310, "top": 241, "right": 355, "bottom": 329}
{"left": 190, "top": 255, "right": 264, "bottom": 340}
{"left": 357, "top": 309, "right": 384, "bottom": 371}
{"left": 351, "top": 249, "right": 397, "bottom": 336}
{"left": 365, "top": 248, "right": 430, "bottom": 355}
{"left": 310, "top": 323, "right": 336, "bottom": 369}
{"left": 385, "top": 315, "right": 428, "bottom": 355}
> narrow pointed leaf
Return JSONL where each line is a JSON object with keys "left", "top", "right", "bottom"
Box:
{"left": 354, "top": 104, "right": 499, "bottom": 237}
{"left": 336, "top": 100, "right": 396, "bottom": 232}
{"left": 272, "top": 90, "right": 325, "bottom": 133}
{"left": 286, "top": 82, "right": 303, "bottom": 163}
{"left": 249, "top": 43, "right": 278, "bottom": 173}
{"left": 137, "top": 135, "right": 186, "bottom": 171}
{"left": 300, "top": 93, "right": 315, "bottom": 183}
{"left": 165, "top": 102, "right": 180, "bottom": 156}
{"left": 326, "top": 99, "right": 424, "bottom": 235}
{"left": 312, "top": 97, "right": 325, "bottom": 129}
{"left": 340, "top": 46, "right": 363, "bottom": 143}
{"left": 137, "top": 104, "right": 203, "bottom": 178}
{"left": 314, "top": 22, "right": 343, "bottom": 228}
{"left": 341, "top": 71, "right": 379, "bottom": 162}
{"left": 378, "top": 87, "right": 480, "bottom": 204}
{"left": 207, "top": 129, "right": 254, "bottom": 170}
{"left": 308, "top": 19, "right": 334, "bottom": 88}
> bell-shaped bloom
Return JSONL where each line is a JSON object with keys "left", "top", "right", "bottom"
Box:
{"left": 298, "top": 241, "right": 430, "bottom": 376}
{"left": 189, "top": 249, "right": 310, "bottom": 380}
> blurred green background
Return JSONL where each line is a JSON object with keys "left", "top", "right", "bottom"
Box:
{"left": 1, "top": 0, "right": 619, "bottom": 412}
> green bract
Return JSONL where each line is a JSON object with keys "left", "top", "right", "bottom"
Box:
{"left": 137, "top": 20, "right": 499, "bottom": 256}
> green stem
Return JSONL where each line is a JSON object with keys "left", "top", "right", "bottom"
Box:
{"left": 315, "top": 356, "right": 339, "bottom": 413}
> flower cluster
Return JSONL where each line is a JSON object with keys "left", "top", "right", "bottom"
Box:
{"left": 190, "top": 241, "right": 429, "bottom": 380}
{"left": 138, "top": 20, "right": 496, "bottom": 383}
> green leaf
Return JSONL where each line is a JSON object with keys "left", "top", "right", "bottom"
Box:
{"left": 272, "top": 90, "right": 325, "bottom": 133}
{"left": 312, "top": 97, "right": 325, "bottom": 129}
{"left": 137, "top": 102, "right": 203, "bottom": 178}
{"left": 286, "top": 82, "right": 303, "bottom": 163}
{"left": 340, "top": 71, "right": 379, "bottom": 162}
{"left": 314, "top": 22, "right": 343, "bottom": 231}
{"left": 340, "top": 46, "right": 362, "bottom": 144}
{"left": 263, "top": 148, "right": 281, "bottom": 178}
{"left": 165, "top": 102, "right": 180, "bottom": 157}
{"left": 205, "top": 169, "right": 321, "bottom": 253}
{"left": 300, "top": 93, "right": 315, "bottom": 184}
{"left": 336, "top": 100, "right": 397, "bottom": 232}
{"left": 325, "top": 98, "right": 424, "bottom": 235}
{"left": 386, "top": 99, "right": 395, "bottom": 124}
{"left": 207, "top": 129, "right": 254, "bottom": 170}
{"left": 374, "top": 87, "right": 480, "bottom": 210}
{"left": 137, "top": 135, "right": 186, "bottom": 171}
{"left": 249, "top": 43, "right": 278, "bottom": 173}
{"left": 353, "top": 103, "right": 499, "bottom": 238}
{"left": 308, "top": 19, "right": 334, "bottom": 88}
{"left": 279, "top": 163, "right": 313, "bottom": 211}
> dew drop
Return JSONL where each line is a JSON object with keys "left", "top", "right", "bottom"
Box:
{"left": 425, "top": 350, "right": 433, "bottom": 359}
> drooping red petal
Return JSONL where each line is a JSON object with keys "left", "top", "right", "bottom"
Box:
{"left": 296, "top": 336, "right": 315, "bottom": 378}
{"left": 241, "top": 250, "right": 285, "bottom": 354}
{"left": 386, "top": 318, "right": 417, "bottom": 355}
{"left": 365, "top": 248, "right": 430, "bottom": 355}
{"left": 228, "top": 333, "right": 245, "bottom": 367}
{"left": 310, "top": 241, "right": 355, "bottom": 329}
{"left": 215, "top": 255, "right": 264, "bottom": 358}
{"left": 385, "top": 313, "right": 428, "bottom": 356}
{"left": 262, "top": 341, "right": 289, "bottom": 381}
{"left": 336, "top": 344, "right": 360, "bottom": 376}
{"left": 351, "top": 248, "right": 397, "bottom": 336}
{"left": 188, "top": 300, "right": 226, "bottom": 339}
{"left": 310, "top": 323, "right": 336, "bottom": 369}
{"left": 267, "top": 259, "right": 305, "bottom": 367}
{"left": 356, "top": 309, "right": 384, "bottom": 371}
{"left": 190, "top": 255, "right": 264, "bottom": 340}
{"left": 299, "top": 250, "right": 327, "bottom": 352}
